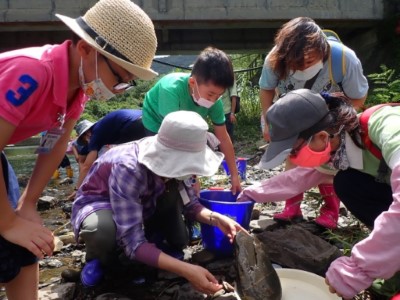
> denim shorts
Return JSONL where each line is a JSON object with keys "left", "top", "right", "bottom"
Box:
{"left": 0, "top": 235, "right": 37, "bottom": 283}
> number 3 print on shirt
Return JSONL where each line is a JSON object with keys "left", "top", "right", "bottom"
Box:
{"left": 6, "top": 74, "right": 38, "bottom": 107}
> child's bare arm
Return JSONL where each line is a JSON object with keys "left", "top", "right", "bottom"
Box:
{"left": 18, "top": 119, "right": 76, "bottom": 214}
{"left": 0, "top": 118, "right": 54, "bottom": 258}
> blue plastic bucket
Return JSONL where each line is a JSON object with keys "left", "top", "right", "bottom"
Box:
{"left": 221, "top": 158, "right": 247, "bottom": 180}
{"left": 199, "top": 190, "right": 254, "bottom": 256}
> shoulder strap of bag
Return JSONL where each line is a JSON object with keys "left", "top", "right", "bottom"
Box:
{"left": 303, "top": 70, "right": 321, "bottom": 90}
{"left": 328, "top": 40, "right": 346, "bottom": 85}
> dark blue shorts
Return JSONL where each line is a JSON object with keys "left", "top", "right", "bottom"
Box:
{"left": 0, "top": 235, "right": 37, "bottom": 283}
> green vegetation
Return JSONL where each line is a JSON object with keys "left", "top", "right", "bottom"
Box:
{"left": 78, "top": 53, "right": 266, "bottom": 147}
{"left": 79, "top": 78, "right": 157, "bottom": 122}
{"left": 78, "top": 53, "right": 400, "bottom": 160}
{"left": 366, "top": 65, "right": 400, "bottom": 105}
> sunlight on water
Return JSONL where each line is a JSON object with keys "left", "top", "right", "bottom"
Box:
{"left": 4, "top": 145, "right": 37, "bottom": 176}
{"left": 4, "top": 145, "right": 78, "bottom": 178}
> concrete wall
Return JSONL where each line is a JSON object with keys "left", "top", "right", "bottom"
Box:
{"left": 0, "top": 0, "right": 387, "bottom": 56}
{"left": 0, "top": 0, "right": 384, "bottom": 23}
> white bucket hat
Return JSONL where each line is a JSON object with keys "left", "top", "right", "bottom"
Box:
{"left": 56, "top": 0, "right": 158, "bottom": 80}
{"left": 138, "top": 111, "right": 224, "bottom": 178}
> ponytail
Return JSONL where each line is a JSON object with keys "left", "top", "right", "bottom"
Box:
{"left": 320, "top": 92, "right": 363, "bottom": 149}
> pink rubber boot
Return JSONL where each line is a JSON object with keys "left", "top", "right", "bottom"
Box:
{"left": 315, "top": 184, "right": 340, "bottom": 229}
{"left": 273, "top": 193, "right": 304, "bottom": 221}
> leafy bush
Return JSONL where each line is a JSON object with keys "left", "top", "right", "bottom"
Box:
{"left": 367, "top": 65, "right": 400, "bottom": 106}
{"left": 79, "top": 77, "right": 159, "bottom": 122}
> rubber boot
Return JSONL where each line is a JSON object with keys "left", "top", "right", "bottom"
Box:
{"left": 52, "top": 169, "right": 60, "bottom": 180}
{"left": 315, "top": 184, "right": 340, "bottom": 229}
{"left": 81, "top": 259, "right": 103, "bottom": 287}
{"left": 273, "top": 193, "right": 304, "bottom": 221}
{"left": 66, "top": 166, "right": 73, "bottom": 178}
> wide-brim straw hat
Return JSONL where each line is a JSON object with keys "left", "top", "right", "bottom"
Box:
{"left": 138, "top": 111, "right": 224, "bottom": 178}
{"left": 56, "top": 0, "right": 158, "bottom": 80}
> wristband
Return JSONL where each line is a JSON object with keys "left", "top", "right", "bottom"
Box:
{"left": 209, "top": 211, "right": 215, "bottom": 226}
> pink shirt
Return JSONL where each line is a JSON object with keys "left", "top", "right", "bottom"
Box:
{"left": 238, "top": 165, "right": 400, "bottom": 299}
{"left": 0, "top": 41, "right": 87, "bottom": 144}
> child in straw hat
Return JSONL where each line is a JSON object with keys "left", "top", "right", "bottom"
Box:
{"left": 142, "top": 47, "right": 242, "bottom": 194}
{"left": 0, "top": 0, "right": 157, "bottom": 298}
{"left": 71, "top": 111, "right": 245, "bottom": 294}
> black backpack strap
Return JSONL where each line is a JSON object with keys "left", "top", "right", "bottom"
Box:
{"left": 303, "top": 70, "right": 321, "bottom": 90}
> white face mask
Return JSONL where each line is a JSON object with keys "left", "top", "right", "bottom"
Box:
{"left": 192, "top": 80, "right": 215, "bottom": 108}
{"left": 79, "top": 54, "right": 115, "bottom": 101}
{"left": 292, "top": 61, "right": 323, "bottom": 81}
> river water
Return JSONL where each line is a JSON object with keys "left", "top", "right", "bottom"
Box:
{"left": 4, "top": 145, "right": 79, "bottom": 180}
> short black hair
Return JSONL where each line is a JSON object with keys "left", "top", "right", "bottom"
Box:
{"left": 191, "top": 47, "right": 234, "bottom": 88}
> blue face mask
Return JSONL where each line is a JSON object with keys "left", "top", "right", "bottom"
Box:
{"left": 79, "top": 54, "right": 115, "bottom": 101}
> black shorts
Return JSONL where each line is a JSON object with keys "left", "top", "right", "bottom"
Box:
{"left": 59, "top": 155, "right": 71, "bottom": 168}
{"left": 0, "top": 235, "right": 37, "bottom": 283}
{"left": 0, "top": 152, "right": 36, "bottom": 283}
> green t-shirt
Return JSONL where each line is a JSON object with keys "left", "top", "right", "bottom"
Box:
{"left": 362, "top": 106, "right": 400, "bottom": 182}
{"left": 142, "top": 73, "right": 225, "bottom": 133}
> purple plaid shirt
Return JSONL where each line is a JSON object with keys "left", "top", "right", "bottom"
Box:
{"left": 71, "top": 142, "right": 203, "bottom": 261}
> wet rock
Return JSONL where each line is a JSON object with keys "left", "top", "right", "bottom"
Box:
{"left": 42, "top": 258, "right": 63, "bottom": 268}
{"left": 58, "top": 232, "right": 76, "bottom": 245}
{"left": 234, "top": 231, "right": 281, "bottom": 300}
{"left": 39, "top": 282, "right": 76, "bottom": 300}
{"left": 61, "top": 269, "right": 81, "bottom": 283}
{"left": 256, "top": 225, "right": 342, "bottom": 276}
{"left": 56, "top": 228, "right": 70, "bottom": 235}
{"left": 249, "top": 217, "right": 279, "bottom": 233}
{"left": 59, "top": 178, "right": 74, "bottom": 185}
{"left": 53, "top": 236, "right": 64, "bottom": 253}
{"left": 62, "top": 202, "right": 73, "bottom": 213}
{"left": 95, "top": 293, "right": 133, "bottom": 300}
{"left": 211, "top": 293, "right": 237, "bottom": 299}
{"left": 38, "top": 195, "right": 56, "bottom": 210}
{"left": 192, "top": 249, "right": 216, "bottom": 265}
{"left": 164, "top": 282, "right": 205, "bottom": 300}
{"left": 71, "top": 250, "right": 84, "bottom": 258}
{"left": 208, "top": 281, "right": 238, "bottom": 300}
{"left": 250, "top": 208, "right": 260, "bottom": 220}
{"left": 158, "top": 270, "right": 180, "bottom": 280}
